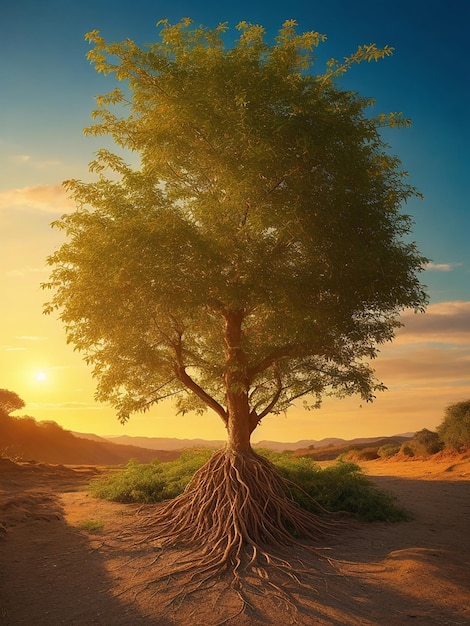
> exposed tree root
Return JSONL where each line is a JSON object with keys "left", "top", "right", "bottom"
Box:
{"left": 120, "top": 447, "right": 345, "bottom": 619}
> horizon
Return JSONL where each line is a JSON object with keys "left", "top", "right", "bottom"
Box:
{"left": 1, "top": 1, "right": 469, "bottom": 442}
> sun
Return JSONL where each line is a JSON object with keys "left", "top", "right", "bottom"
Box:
{"left": 35, "top": 371, "right": 47, "bottom": 383}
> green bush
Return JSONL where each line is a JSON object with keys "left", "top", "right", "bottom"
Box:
{"left": 90, "top": 449, "right": 408, "bottom": 522}
{"left": 400, "top": 444, "right": 414, "bottom": 457}
{"left": 90, "top": 448, "right": 215, "bottom": 503}
{"left": 398, "top": 429, "right": 443, "bottom": 457}
{"left": 340, "top": 447, "right": 379, "bottom": 462}
{"left": 412, "top": 428, "right": 443, "bottom": 455}
{"left": 437, "top": 400, "right": 470, "bottom": 451}
{"left": 377, "top": 443, "right": 400, "bottom": 458}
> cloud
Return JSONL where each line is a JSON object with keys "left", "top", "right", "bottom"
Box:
{"left": 0, "top": 345, "right": 27, "bottom": 351}
{"left": 16, "top": 335, "right": 48, "bottom": 341}
{"left": 376, "top": 344, "right": 470, "bottom": 385}
{"left": 425, "top": 262, "right": 463, "bottom": 272}
{"left": 0, "top": 184, "right": 74, "bottom": 214}
{"left": 5, "top": 265, "right": 48, "bottom": 277}
{"left": 8, "top": 154, "right": 62, "bottom": 169}
{"left": 394, "top": 301, "right": 470, "bottom": 344}
{"left": 9, "top": 154, "right": 32, "bottom": 164}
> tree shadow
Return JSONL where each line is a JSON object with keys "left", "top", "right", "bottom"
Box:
{"left": 290, "top": 475, "right": 470, "bottom": 625}
{"left": 0, "top": 466, "right": 173, "bottom": 625}
{"left": 4, "top": 467, "right": 468, "bottom": 625}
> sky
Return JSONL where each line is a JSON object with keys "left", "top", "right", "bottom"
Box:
{"left": 1, "top": 0, "right": 469, "bottom": 443}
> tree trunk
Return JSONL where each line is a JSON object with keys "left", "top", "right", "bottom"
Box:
{"left": 224, "top": 310, "right": 252, "bottom": 454}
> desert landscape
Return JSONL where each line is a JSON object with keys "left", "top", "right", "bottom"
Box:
{"left": 1, "top": 452, "right": 469, "bottom": 625}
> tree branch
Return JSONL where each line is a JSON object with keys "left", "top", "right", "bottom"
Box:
{"left": 172, "top": 333, "right": 228, "bottom": 424}
{"left": 175, "top": 366, "right": 228, "bottom": 424}
{"left": 249, "top": 364, "right": 283, "bottom": 432}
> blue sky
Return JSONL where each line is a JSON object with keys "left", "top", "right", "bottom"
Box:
{"left": 0, "top": 0, "right": 469, "bottom": 440}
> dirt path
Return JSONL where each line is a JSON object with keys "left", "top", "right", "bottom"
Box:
{"left": 1, "top": 456, "right": 469, "bottom": 625}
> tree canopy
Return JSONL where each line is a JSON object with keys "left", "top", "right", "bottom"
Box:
{"left": 43, "top": 19, "right": 428, "bottom": 447}
{"left": 42, "top": 19, "right": 429, "bottom": 606}
{"left": 438, "top": 400, "right": 470, "bottom": 451}
{"left": 0, "top": 389, "right": 25, "bottom": 417}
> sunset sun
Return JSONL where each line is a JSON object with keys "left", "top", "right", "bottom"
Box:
{"left": 34, "top": 371, "right": 47, "bottom": 383}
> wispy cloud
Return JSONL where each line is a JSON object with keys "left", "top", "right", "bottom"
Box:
{"left": 425, "top": 262, "right": 463, "bottom": 272}
{"left": 0, "top": 184, "right": 74, "bottom": 214}
{"left": 9, "top": 154, "right": 32, "bottom": 164}
{"left": 16, "top": 335, "right": 48, "bottom": 341}
{"left": 5, "top": 265, "right": 48, "bottom": 277}
{"left": 0, "top": 345, "right": 27, "bottom": 351}
{"left": 395, "top": 301, "right": 470, "bottom": 344}
{"left": 8, "top": 154, "right": 62, "bottom": 169}
{"left": 377, "top": 344, "right": 470, "bottom": 384}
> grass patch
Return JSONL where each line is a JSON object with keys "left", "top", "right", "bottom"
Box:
{"left": 89, "top": 448, "right": 408, "bottom": 522}
{"left": 78, "top": 519, "right": 105, "bottom": 533}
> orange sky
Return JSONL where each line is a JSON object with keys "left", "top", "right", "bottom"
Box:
{"left": 1, "top": 195, "right": 469, "bottom": 443}
{"left": 1, "top": 3, "right": 469, "bottom": 443}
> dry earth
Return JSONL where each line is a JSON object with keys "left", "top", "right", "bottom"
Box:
{"left": 0, "top": 454, "right": 469, "bottom": 625}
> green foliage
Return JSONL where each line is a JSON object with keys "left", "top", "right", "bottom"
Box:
{"left": 437, "top": 400, "right": 470, "bottom": 451}
{"left": 398, "top": 429, "right": 443, "bottom": 458}
{"left": 400, "top": 444, "right": 414, "bottom": 457}
{"left": 411, "top": 428, "right": 443, "bottom": 456}
{"left": 377, "top": 443, "right": 400, "bottom": 458}
{"left": 90, "top": 448, "right": 215, "bottom": 503}
{"left": 43, "top": 19, "right": 428, "bottom": 431}
{"left": 90, "top": 449, "right": 408, "bottom": 522}
{"left": 338, "top": 447, "right": 379, "bottom": 462}
{"left": 79, "top": 519, "right": 105, "bottom": 533}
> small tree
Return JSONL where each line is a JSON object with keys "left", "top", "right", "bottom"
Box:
{"left": 438, "top": 400, "right": 470, "bottom": 451}
{"left": 43, "top": 19, "right": 427, "bottom": 595}
{"left": 402, "top": 428, "right": 443, "bottom": 457}
{"left": 0, "top": 389, "right": 25, "bottom": 417}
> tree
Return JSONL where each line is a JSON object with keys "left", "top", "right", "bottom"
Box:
{"left": 0, "top": 389, "right": 25, "bottom": 417}
{"left": 43, "top": 19, "right": 428, "bottom": 596}
{"left": 437, "top": 400, "right": 470, "bottom": 451}
{"left": 407, "top": 428, "right": 443, "bottom": 456}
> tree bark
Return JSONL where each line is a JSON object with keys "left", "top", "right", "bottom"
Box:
{"left": 224, "top": 310, "right": 252, "bottom": 453}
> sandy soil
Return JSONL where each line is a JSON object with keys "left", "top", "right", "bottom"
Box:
{"left": 1, "top": 454, "right": 469, "bottom": 625}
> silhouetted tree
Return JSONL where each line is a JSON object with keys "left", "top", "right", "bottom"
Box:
{"left": 0, "top": 389, "right": 25, "bottom": 417}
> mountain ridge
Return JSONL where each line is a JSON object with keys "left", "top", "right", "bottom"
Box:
{"left": 99, "top": 433, "right": 415, "bottom": 452}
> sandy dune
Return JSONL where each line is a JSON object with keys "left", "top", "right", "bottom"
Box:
{"left": 1, "top": 455, "right": 469, "bottom": 625}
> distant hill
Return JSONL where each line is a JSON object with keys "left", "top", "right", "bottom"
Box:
{"left": 0, "top": 414, "right": 178, "bottom": 465}
{"left": 104, "top": 435, "right": 347, "bottom": 452}
{"left": 0, "top": 410, "right": 415, "bottom": 465}
{"left": 292, "top": 435, "right": 413, "bottom": 461}
{"left": 99, "top": 434, "right": 414, "bottom": 453}
{"left": 105, "top": 435, "right": 226, "bottom": 451}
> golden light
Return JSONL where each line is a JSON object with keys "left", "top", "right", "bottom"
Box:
{"left": 34, "top": 371, "right": 48, "bottom": 383}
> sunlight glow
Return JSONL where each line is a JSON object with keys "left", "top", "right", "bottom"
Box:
{"left": 35, "top": 371, "right": 47, "bottom": 382}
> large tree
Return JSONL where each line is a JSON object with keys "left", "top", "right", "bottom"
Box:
{"left": 44, "top": 19, "right": 427, "bottom": 592}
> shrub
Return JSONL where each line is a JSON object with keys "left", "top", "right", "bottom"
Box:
{"left": 90, "top": 448, "right": 215, "bottom": 503}
{"left": 412, "top": 428, "right": 443, "bottom": 455}
{"left": 90, "top": 449, "right": 408, "bottom": 522}
{"left": 377, "top": 443, "right": 400, "bottom": 458}
{"left": 400, "top": 444, "right": 414, "bottom": 457}
{"left": 339, "top": 447, "right": 379, "bottom": 462}
{"left": 399, "top": 429, "right": 443, "bottom": 458}
{"left": 437, "top": 400, "right": 470, "bottom": 451}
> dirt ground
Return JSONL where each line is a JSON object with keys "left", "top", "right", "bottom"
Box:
{"left": 1, "top": 454, "right": 469, "bottom": 625}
